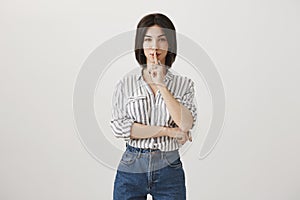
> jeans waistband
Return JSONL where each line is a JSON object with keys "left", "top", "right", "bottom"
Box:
{"left": 126, "top": 143, "right": 160, "bottom": 153}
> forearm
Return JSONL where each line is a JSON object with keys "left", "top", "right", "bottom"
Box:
{"left": 158, "top": 85, "right": 193, "bottom": 132}
{"left": 130, "top": 122, "right": 170, "bottom": 139}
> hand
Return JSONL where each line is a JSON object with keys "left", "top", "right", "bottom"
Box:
{"left": 166, "top": 127, "right": 192, "bottom": 145}
{"left": 148, "top": 50, "right": 166, "bottom": 87}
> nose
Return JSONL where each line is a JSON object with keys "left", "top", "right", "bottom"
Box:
{"left": 151, "top": 40, "right": 158, "bottom": 49}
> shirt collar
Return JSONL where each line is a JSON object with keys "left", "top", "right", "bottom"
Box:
{"left": 137, "top": 67, "right": 174, "bottom": 82}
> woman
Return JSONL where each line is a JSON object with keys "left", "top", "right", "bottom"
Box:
{"left": 110, "top": 13, "right": 197, "bottom": 200}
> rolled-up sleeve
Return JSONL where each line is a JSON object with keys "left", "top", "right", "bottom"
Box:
{"left": 176, "top": 79, "right": 197, "bottom": 130}
{"left": 110, "top": 80, "right": 134, "bottom": 141}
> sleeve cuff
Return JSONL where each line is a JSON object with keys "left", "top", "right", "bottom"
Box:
{"left": 110, "top": 118, "right": 135, "bottom": 141}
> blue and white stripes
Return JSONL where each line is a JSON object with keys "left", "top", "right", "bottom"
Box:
{"left": 110, "top": 68, "right": 197, "bottom": 152}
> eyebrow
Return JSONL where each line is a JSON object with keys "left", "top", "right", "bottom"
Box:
{"left": 144, "top": 34, "right": 166, "bottom": 38}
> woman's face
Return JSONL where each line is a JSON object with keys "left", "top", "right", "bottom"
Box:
{"left": 143, "top": 25, "right": 169, "bottom": 65}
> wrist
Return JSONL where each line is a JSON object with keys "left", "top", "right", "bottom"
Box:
{"left": 157, "top": 83, "right": 167, "bottom": 90}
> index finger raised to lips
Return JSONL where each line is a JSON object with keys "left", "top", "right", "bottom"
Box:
{"left": 153, "top": 50, "right": 159, "bottom": 65}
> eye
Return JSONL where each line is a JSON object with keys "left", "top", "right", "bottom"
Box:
{"left": 144, "top": 38, "right": 151, "bottom": 42}
{"left": 159, "top": 38, "right": 167, "bottom": 42}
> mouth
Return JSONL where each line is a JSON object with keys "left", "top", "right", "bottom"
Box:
{"left": 150, "top": 52, "right": 161, "bottom": 57}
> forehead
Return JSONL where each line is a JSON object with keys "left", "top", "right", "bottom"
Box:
{"left": 145, "top": 25, "right": 165, "bottom": 36}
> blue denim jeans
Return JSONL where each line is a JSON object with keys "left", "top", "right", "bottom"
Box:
{"left": 113, "top": 144, "right": 186, "bottom": 200}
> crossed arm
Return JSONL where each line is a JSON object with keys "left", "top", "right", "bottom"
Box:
{"left": 110, "top": 79, "right": 197, "bottom": 144}
{"left": 130, "top": 84, "right": 194, "bottom": 142}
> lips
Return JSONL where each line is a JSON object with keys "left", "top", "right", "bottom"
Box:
{"left": 150, "top": 52, "right": 161, "bottom": 57}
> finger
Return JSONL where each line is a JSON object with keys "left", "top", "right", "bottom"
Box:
{"left": 177, "top": 136, "right": 183, "bottom": 144}
{"left": 181, "top": 138, "right": 187, "bottom": 145}
{"left": 184, "top": 134, "right": 189, "bottom": 143}
{"left": 152, "top": 64, "right": 158, "bottom": 70}
{"left": 188, "top": 132, "right": 192, "bottom": 142}
{"left": 176, "top": 135, "right": 183, "bottom": 140}
{"left": 189, "top": 135, "right": 192, "bottom": 142}
{"left": 152, "top": 71, "right": 157, "bottom": 77}
{"left": 153, "top": 50, "right": 158, "bottom": 65}
{"left": 177, "top": 135, "right": 187, "bottom": 145}
{"left": 148, "top": 68, "right": 152, "bottom": 76}
{"left": 175, "top": 133, "right": 183, "bottom": 140}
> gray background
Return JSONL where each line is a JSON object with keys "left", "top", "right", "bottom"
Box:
{"left": 1, "top": 0, "right": 299, "bottom": 199}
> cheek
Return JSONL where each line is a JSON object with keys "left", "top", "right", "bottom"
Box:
{"left": 160, "top": 52, "right": 168, "bottom": 59}
{"left": 160, "top": 44, "right": 168, "bottom": 51}
{"left": 143, "top": 49, "right": 150, "bottom": 56}
{"left": 165, "top": 43, "right": 169, "bottom": 50}
{"left": 161, "top": 40, "right": 168, "bottom": 47}
{"left": 143, "top": 42, "right": 151, "bottom": 50}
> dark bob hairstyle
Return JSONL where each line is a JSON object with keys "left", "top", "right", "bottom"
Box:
{"left": 134, "top": 13, "right": 177, "bottom": 68}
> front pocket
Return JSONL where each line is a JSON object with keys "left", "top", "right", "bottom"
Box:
{"left": 127, "top": 95, "right": 147, "bottom": 103}
{"left": 120, "top": 151, "right": 138, "bottom": 165}
{"left": 126, "top": 95, "right": 149, "bottom": 124}
{"left": 163, "top": 151, "right": 182, "bottom": 168}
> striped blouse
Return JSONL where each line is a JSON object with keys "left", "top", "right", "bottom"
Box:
{"left": 110, "top": 68, "right": 197, "bottom": 151}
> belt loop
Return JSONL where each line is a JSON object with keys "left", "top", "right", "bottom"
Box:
{"left": 137, "top": 148, "right": 141, "bottom": 158}
{"left": 161, "top": 151, "right": 164, "bottom": 160}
